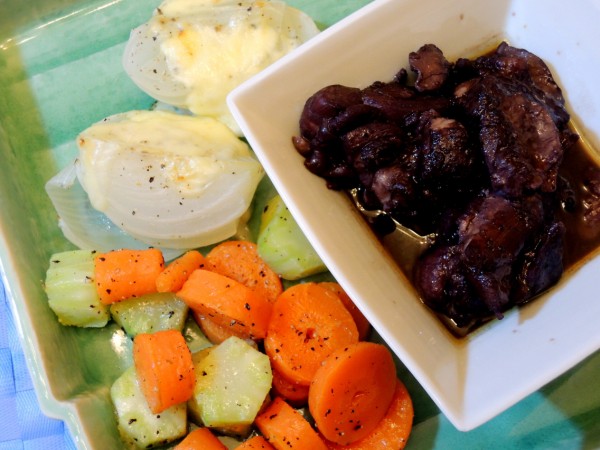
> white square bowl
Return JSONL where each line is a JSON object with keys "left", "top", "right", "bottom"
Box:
{"left": 228, "top": 0, "right": 600, "bottom": 431}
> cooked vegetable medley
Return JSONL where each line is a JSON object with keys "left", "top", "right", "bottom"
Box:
{"left": 42, "top": 0, "right": 415, "bottom": 448}
{"left": 45, "top": 239, "right": 414, "bottom": 449}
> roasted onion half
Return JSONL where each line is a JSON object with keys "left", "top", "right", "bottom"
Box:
{"left": 47, "top": 110, "right": 263, "bottom": 252}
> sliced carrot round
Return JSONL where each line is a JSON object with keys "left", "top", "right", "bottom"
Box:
{"left": 255, "top": 397, "right": 327, "bottom": 450}
{"left": 308, "top": 342, "right": 397, "bottom": 445}
{"left": 319, "top": 282, "right": 371, "bottom": 340}
{"left": 323, "top": 379, "right": 414, "bottom": 450}
{"left": 235, "top": 435, "right": 276, "bottom": 450}
{"left": 192, "top": 310, "right": 250, "bottom": 345}
{"left": 156, "top": 250, "right": 206, "bottom": 293}
{"left": 174, "top": 427, "right": 227, "bottom": 450}
{"left": 206, "top": 240, "right": 283, "bottom": 303}
{"left": 133, "top": 329, "right": 195, "bottom": 414}
{"left": 271, "top": 367, "right": 310, "bottom": 407}
{"left": 264, "top": 283, "right": 359, "bottom": 386}
{"left": 177, "top": 269, "right": 273, "bottom": 340}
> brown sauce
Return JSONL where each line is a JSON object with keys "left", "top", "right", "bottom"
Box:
{"left": 557, "top": 130, "right": 600, "bottom": 271}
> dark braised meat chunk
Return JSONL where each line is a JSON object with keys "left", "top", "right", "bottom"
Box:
{"left": 370, "top": 147, "right": 421, "bottom": 228}
{"left": 413, "top": 245, "right": 488, "bottom": 328}
{"left": 512, "top": 220, "right": 565, "bottom": 303}
{"left": 458, "top": 194, "right": 543, "bottom": 315}
{"left": 361, "top": 81, "right": 451, "bottom": 122}
{"left": 414, "top": 193, "right": 557, "bottom": 325}
{"left": 455, "top": 76, "right": 565, "bottom": 197}
{"left": 471, "top": 42, "right": 570, "bottom": 127}
{"left": 293, "top": 42, "right": 582, "bottom": 329}
{"left": 409, "top": 44, "right": 450, "bottom": 92}
{"left": 341, "top": 121, "right": 404, "bottom": 187}
{"left": 416, "top": 110, "right": 482, "bottom": 196}
{"left": 365, "top": 110, "right": 484, "bottom": 234}
{"left": 294, "top": 85, "right": 378, "bottom": 189}
{"left": 298, "top": 84, "right": 363, "bottom": 140}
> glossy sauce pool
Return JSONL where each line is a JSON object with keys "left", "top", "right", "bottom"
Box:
{"left": 556, "top": 131, "right": 600, "bottom": 271}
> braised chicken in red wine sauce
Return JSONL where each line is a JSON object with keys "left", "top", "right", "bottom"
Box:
{"left": 292, "top": 42, "right": 600, "bottom": 334}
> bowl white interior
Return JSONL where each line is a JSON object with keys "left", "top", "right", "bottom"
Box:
{"left": 228, "top": 0, "right": 600, "bottom": 431}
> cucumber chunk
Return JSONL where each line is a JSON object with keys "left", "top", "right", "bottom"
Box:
{"left": 110, "top": 292, "right": 189, "bottom": 337}
{"left": 183, "top": 315, "right": 213, "bottom": 354}
{"left": 188, "top": 336, "right": 272, "bottom": 436}
{"left": 45, "top": 249, "right": 110, "bottom": 327}
{"left": 257, "top": 194, "right": 327, "bottom": 280}
{"left": 111, "top": 365, "right": 187, "bottom": 449}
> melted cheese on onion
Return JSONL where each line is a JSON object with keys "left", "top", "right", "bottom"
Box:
{"left": 123, "top": 0, "right": 319, "bottom": 135}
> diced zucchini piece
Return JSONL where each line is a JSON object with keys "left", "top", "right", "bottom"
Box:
{"left": 257, "top": 194, "right": 327, "bottom": 280}
{"left": 45, "top": 249, "right": 109, "bottom": 327}
{"left": 110, "top": 292, "right": 188, "bottom": 337}
{"left": 188, "top": 336, "right": 272, "bottom": 436}
{"left": 111, "top": 366, "right": 187, "bottom": 449}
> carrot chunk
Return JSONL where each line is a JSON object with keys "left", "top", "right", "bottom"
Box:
{"left": 322, "top": 379, "right": 414, "bottom": 450}
{"left": 174, "top": 427, "right": 227, "bottom": 450}
{"left": 235, "top": 435, "right": 276, "bottom": 450}
{"left": 308, "top": 342, "right": 397, "bottom": 445}
{"left": 319, "top": 282, "right": 371, "bottom": 340}
{"left": 94, "top": 248, "right": 164, "bottom": 304}
{"left": 133, "top": 329, "right": 195, "bottom": 414}
{"left": 156, "top": 250, "right": 206, "bottom": 293}
{"left": 191, "top": 310, "right": 250, "bottom": 345}
{"left": 271, "top": 367, "right": 310, "bottom": 407}
{"left": 255, "top": 397, "right": 327, "bottom": 450}
{"left": 264, "top": 283, "right": 358, "bottom": 386}
{"left": 206, "top": 240, "right": 283, "bottom": 303}
{"left": 177, "top": 269, "right": 273, "bottom": 340}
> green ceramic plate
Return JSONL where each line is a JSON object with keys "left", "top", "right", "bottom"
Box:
{"left": 0, "top": 0, "right": 382, "bottom": 448}
{"left": 1, "top": 0, "right": 600, "bottom": 449}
